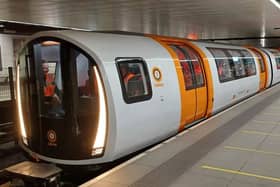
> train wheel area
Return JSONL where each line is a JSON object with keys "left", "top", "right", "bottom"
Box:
{"left": 81, "top": 84, "right": 280, "bottom": 187}
{"left": 0, "top": 161, "right": 61, "bottom": 187}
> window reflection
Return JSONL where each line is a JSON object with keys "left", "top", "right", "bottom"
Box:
{"left": 33, "top": 42, "right": 65, "bottom": 117}
{"left": 117, "top": 58, "right": 152, "bottom": 103}
{"left": 41, "top": 60, "right": 64, "bottom": 116}
{"left": 77, "top": 54, "right": 93, "bottom": 97}
{"left": 208, "top": 48, "right": 256, "bottom": 83}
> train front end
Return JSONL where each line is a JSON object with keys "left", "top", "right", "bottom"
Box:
{"left": 16, "top": 36, "right": 108, "bottom": 165}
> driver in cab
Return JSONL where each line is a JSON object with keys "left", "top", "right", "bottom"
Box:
{"left": 42, "top": 61, "right": 61, "bottom": 106}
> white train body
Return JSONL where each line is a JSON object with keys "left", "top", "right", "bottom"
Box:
{"left": 192, "top": 41, "right": 260, "bottom": 113}
{"left": 15, "top": 31, "right": 280, "bottom": 165}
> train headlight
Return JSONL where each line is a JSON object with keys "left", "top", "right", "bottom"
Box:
{"left": 92, "top": 66, "right": 107, "bottom": 156}
{"left": 16, "top": 65, "right": 28, "bottom": 145}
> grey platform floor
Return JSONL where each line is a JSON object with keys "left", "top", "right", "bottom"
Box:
{"left": 81, "top": 84, "right": 280, "bottom": 187}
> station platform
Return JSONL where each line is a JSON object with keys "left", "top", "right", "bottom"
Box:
{"left": 81, "top": 84, "right": 280, "bottom": 187}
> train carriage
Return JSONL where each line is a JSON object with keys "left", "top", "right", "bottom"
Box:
{"left": 15, "top": 30, "right": 280, "bottom": 165}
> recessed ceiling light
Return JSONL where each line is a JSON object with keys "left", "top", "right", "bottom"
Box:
{"left": 270, "top": 0, "right": 280, "bottom": 9}
{"left": 0, "top": 24, "right": 4, "bottom": 28}
{"left": 42, "top": 41, "right": 60, "bottom": 46}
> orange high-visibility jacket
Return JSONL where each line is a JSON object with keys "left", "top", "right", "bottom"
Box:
{"left": 44, "top": 74, "right": 55, "bottom": 96}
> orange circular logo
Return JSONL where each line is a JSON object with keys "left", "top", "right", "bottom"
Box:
{"left": 47, "top": 130, "right": 57, "bottom": 143}
{"left": 152, "top": 67, "right": 162, "bottom": 82}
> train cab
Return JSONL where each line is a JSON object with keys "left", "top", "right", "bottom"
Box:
{"left": 16, "top": 37, "right": 107, "bottom": 163}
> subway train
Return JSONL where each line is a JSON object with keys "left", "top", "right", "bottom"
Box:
{"left": 16, "top": 31, "right": 280, "bottom": 165}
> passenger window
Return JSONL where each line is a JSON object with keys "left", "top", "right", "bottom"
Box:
{"left": 228, "top": 50, "right": 246, "bottom": 78}
{"left": 116, "top": 58, "right": 152, "bottom": 104}
{"left": 239, "top": 50, "right": 256, "bottom": 76}
{"left": 208, "top": 48, "right": 234, "bottom": 82}
{"left": 274, "top": 55, "right": 280, "bottom": 69}
{"left": 268, "top": 49, "right": 280, "bottom": 70}
{"left": 170, "top": 45, "right": 195, "bottom": 90}
{"left": 276, "top": 58, "right": 280, "bottom": 69}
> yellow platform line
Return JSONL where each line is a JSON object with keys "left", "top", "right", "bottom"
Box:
{"left": 201, "top": 165, "right": 280, "bottom": 182}
{"left": 224, "top": 146, "right": 280, "bottom": 156}
{"left": 242, "top": 130, "right": 280, "bottom": 137}
{"left": 269, "top": 106, "right": 280, "bottom": 110}
{"left": 263, "top": 113, "right": 280, "bottom": 116}
{"left": 252, "top": 120, "right": 279, "bottom": 125}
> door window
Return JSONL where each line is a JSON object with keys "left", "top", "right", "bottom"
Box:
{"left": 183, "top": 46, "right": 205, "bottom": 87}
{"left": 170, "top": 45, "right": 205, "bottom": 89}
{"left": 170, "top": 45, "right": 195, "bottom": 90}
{"left": 73, "top": 51, "right": 98, "bottom": 117}
{"left": 33, "top": 42, "right": 65, "bottom": 117}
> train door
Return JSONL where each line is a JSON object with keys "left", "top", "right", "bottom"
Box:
{"left": 185, "top": 46, "right": 207, "bottom": 120}
{"left": 169, "top": 44, "right": 208, "bottom": 124}
{"left": 169, "top": 45, "right": 196, "bottom": 124}
{"left": 248, "top": 48, "right": 267, "bottom": 90}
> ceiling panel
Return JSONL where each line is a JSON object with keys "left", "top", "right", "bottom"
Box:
{"left": 0, "top": 0, "right": 279, "bottom": 46}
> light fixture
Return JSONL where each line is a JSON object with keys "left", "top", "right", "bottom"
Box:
{"left": 186, "top": 32, "right": 198, "bottom": 40}
{"left": 92, "top": 66, "right": 107, "bottom": 156}
{"left": 270, "top": 0, "right": 280, "bottom": 9}
{"left": 16, "top": 65, "right": 28, "bottom": 145}
{"left": 232, "top": 56, "right": 239, "bottom": 62}
{"left": 42, "top": 41, "right": 60, "bottom": 46}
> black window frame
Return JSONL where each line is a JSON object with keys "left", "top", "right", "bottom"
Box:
{"left": 116, "top": 57, "right": 152, "bottom": 104}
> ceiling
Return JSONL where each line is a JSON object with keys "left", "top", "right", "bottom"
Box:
{"left": 0, "top": 22, "right": 62, "bottom": 35}
{"left": 0, "top": 0, "right": 280, "bottom": 47}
